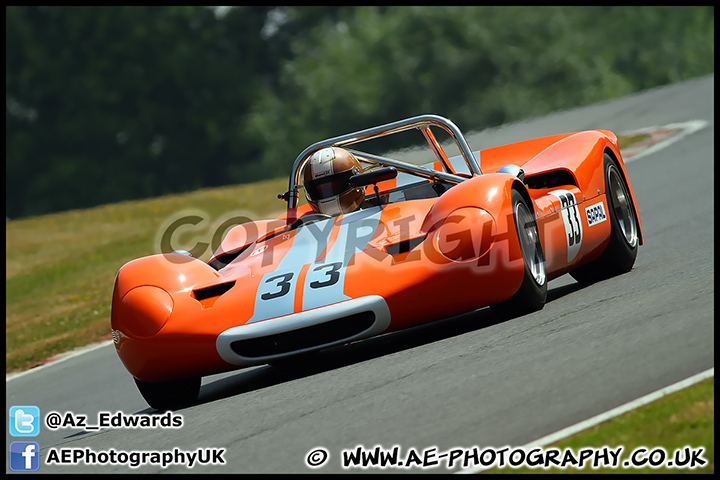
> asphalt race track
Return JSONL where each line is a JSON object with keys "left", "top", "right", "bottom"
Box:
{"left": 6, "top": 74, "right": 714, "bottom": 474}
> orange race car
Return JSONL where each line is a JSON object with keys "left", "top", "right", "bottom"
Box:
{"left": 111, "top": 115, "right": 642, "bottom": 409}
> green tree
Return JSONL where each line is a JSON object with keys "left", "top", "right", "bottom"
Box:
{"left": 6, "top": 6, "right": 273, "bottom": 218}
{"left": 248, "top": 6, "right": 713, "bottom": 173}
{"left": 6, "top": 6, "right": 714, "bottom": 219}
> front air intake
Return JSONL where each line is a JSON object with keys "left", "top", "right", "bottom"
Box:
{"left": 384, "top": 235, "right": 427, "bottom": 256}
{"left": 230, "top": 311, "right": 376, "bottom": 358}
{"left": 193, "top": 281, "right": 235, "bottom": 301}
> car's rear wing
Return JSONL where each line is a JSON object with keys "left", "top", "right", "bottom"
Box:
{"left": 284, "top": 114, "right": 481, "bottom": 224}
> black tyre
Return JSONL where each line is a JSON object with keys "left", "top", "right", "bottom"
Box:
{"left": 134, "top": 376, "right": 201, "bottom": 410}
{"left": 571, "top": 154, "right": 639, "bottom": 285}
{"left": 490, "top": 189, "right": 547, "bottom": 319}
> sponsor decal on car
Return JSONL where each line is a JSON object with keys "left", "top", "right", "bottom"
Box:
{"left": 585, "top": 201, "right": 607, "bottom": 227}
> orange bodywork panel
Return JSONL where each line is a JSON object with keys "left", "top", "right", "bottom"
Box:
{"left": 111, "top": 127, "right": 642, "bottom": 383}
{"left": 112, "top": 188, "right": 524, "bottom": 381}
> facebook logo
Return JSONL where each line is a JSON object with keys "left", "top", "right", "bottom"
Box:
{"left": 9, "top": 441, "right": 41, "bottom": 472}
{"left": 9, "top": 406, "right": 40, "bottom": 437}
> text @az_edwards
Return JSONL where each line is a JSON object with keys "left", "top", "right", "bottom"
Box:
{"left": 44, "top": 410, "right": 183, "bottom": 431}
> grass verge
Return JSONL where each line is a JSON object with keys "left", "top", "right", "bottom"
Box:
{"left": 486, "top": 377, "right": 713, "bottom": 474}
{"left": 5, "top": 177, "right": 289, "bottom": 372}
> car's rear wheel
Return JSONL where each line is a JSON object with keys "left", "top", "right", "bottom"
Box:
{"left": 571, "top": 154, "right": 639, "bottom": 285}
{"left": 490, "top": 189, "right": 547, "bottom": 319}
{"left": 134, "top": 376, "right": 201, "bottom": 410}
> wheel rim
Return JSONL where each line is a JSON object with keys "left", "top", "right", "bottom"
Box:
{"left": 516, "top": 202, "right": 546, "bottom": 286}
{"left": 608, "top": 166, "right": 638, "bottom": 248}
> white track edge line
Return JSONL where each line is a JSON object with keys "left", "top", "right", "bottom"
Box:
{"left": 622, "top": 119, "right": 709, "bottom": 162}
{"left": 457, "top": 367, "right": 714, "bottom": 474}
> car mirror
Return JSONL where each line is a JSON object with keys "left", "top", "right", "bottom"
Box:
{"left": 497, "top": 164, "right": 525, "bottom": 182}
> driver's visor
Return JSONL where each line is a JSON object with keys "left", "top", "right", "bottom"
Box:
{"left": 304, "top": 169, "right": 355, "bottom": 200}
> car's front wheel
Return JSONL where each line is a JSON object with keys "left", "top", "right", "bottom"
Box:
{"left": 134, "top": 376, "right": 201, "bottom": 410}
{"left": 490, "top": 189, "right": 547, "bottom": 319}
